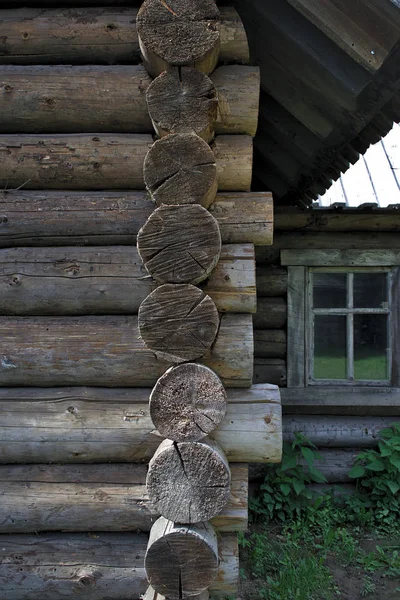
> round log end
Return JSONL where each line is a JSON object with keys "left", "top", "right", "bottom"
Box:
{"left": 146, "top": 68, "right": 218, "bottom": 142}
{"left": 147, "top": 438, "right": 231, "bottom": 523}
{"left": 137, "top": 0, "right": 220, "bottom": 77}
{"left": 138, "top": 284, "right": 220, "bottom": 363}
{"left": 150, "top": 363, "right": 227, "bottom": 441}
{"left": 137, "top": 204, "right": 221, "bottom": 285}
{"left": 144, "top": 133, "right": 217, "bottom": 208}
{"left": 145, "top": 517, "right": 218, "bottom": 599}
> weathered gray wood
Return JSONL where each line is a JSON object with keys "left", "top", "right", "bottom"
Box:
{"left": 253, "top": 358, "right": 287, "bottom": 387}
{"left": 144, "top": 134, "right": 217, "bottom": 208}
{"left": 286, "top": 266, "right": 306, "bottom": 387}
{"left": 281, "top": 387, "right": 400, "bottom": 416}
{"left": 145, "top": 518, "right": 218, "bottom": 600}
{"left": 281, "top": 249, "right": 400, "bottom": 267}
{"left": 391, "top": 268, "right": 400, "bottom": 387}
{"left": 0, "top": 384, "right": 282, "bottom": 464}
{"left": 0, "top": 463, "right": 247, "bottom": 533}
{"left": 0, "top": 134, "right": 252, "bottom": 192}
{"left": 254, "top": 330, "right": 287, "bottom": 358}
{"left": 283, "top": 415, "right": 398, "bottom": 447}
{"left": 0, "top": 244, "right": 256, "bottom": 315}
{"left": 143, "top": 586, "right": 209, "bottom": 600}
{"left": 137, "top": 0, "right": 220, "bottom": 77}
{"left": 0, "top": 532, "right": 238, "bottom": 599}
{"left": 262, "top": 232, "right": 400, "bottom": 254}
{"left": 147, "top": 439, "right": 231, "bottom": 523}
{"left": 137, "top": 205, "right": 221, "bottom": 285}
{"left": 274, "top": 207, "right": 400, "bottom": 233}
{"left": 0, "top": 7, "right": 249, "bottom": 66}
{"left": 0, "top": 313, "right": 253, "bottom": 387}
{"left": 138, "top": 285, "right": 220, "bottom": 363}
{"left": 212, "top": 65, "right": 260, "bottom": 137}
{"left": 0, "top": 191, "right": 272, "bottom": 247}
{"left": 149, "top": 364, "right": 227, "bottom": 442}
{"left": 252, "top": 297, "right": 287, "bottom": 329}
{"left": 257, "top": 267, "right": 288, "bottom": 297}
{"left": 146, "top": 67, "right": 218, "bottom": 142}
{"left": 0, "top": 65, "right": 258, "bottom": 136}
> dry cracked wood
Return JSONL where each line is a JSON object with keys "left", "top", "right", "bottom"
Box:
{"left": 147, "top": 438, "right": 231, "bottom": 523}
{"left": 138, "top": 285, "right": 220, "bottom": 363}
{"left": 144, "top": 133, "right": 217, "bottom": 208}
{"left": 149, "top": 363, "right": 227, "bottom": 442}
{"left": 137, "top": 0, "right": 220, "bottom": 77}
{"left": 145, "top": 517, "right": 219, "bottom": 599}
{"left": 137, "top": 205, "right": 221, "bottom": 284}
{"left": 146, "top": 67, "right": 218, "bottom": 142}
{"left": 143, "top": 586, "right": 209, "bottom": 600}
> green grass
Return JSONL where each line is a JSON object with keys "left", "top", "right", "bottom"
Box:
{"left": 314, "top": 355, "right": 387, "bottom": 380}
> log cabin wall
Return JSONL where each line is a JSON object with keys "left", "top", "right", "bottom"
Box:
{"left": 0, "top": 2, "right": 282, "bottom": 599}
{"left": 252, "top": 207, "right": 400, "bottom": 485}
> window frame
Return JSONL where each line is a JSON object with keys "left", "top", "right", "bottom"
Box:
{"left": 282, "top": 250, "right": 400, "bottom": 390}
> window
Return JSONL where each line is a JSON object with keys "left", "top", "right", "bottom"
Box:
{"left": 281, "top": 250, "right": 400, "bottom": 389}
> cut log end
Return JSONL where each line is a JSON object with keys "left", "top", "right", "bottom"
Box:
{"left": 143, "top": 585, "right": 209, "bottom": 600}
{"left": 137, "top": 204, "right": 221, "bottom": 285}
{"left": 150, "top": 363, "right": 227, "bottom": 442}
{"left": 146, "top": 68, "right": 218, "bottom": 142}
{"left": 137, "top": 0, "right": 220, "bottom": 77}
{"left": 147, "top": 438, "right": 231, "bottom": 523}
{"left": 145, "top": 517, "right": 218, "bottom": 599}
{"left": 144, "top": 133, "right": 217, "bottom": 208}
{"left": 138, "top": 284, "right": 220, "bottom": 363}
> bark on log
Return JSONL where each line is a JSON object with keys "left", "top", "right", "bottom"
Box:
{"left": 253, "top": 298, "right": 287, "bottom": 330}
{"left": 144, "top": 134, "right": 217, "bottom": 208}
{"left": 283, "top": 416, "right": 398, "bottom": 447}
{"left": 253, "top": 358, "right": 287, "bottom": 387}
{"left": 143, "top": 586, "right": 209, "bottom": 600}
{"left": 146, "top": 68, "right": 218, "bottom": 142}
{"left": 137, "top": 205, "right": 221, "bottom": 285}
{"left": 147, "top": 439, "right": 231, "bottom": 523}
{"left": 212, "top": 66, "right": 260, "bottom": 137}
{"left": 138, "top": 285, "right": 220, "bottom": 363}
{"left": 0, "top": 134, "right": 252, "bottom": 191}
{"left": 254, "top": 330, "right": 287, "bottom": 358}
{"left": 0, "top": 244, "right": 256, "bottom": 315}
{"left": 149, "top": 364, "right": 227, "bottom": 442}
{"left": 0, "top": 65, "right": 257, "bottom": 135}
{"left": 0, "top": 7, "right": 249, "bottom": 66}
{"left": 0, "top": 384, "right": 282, "bottom": 464}
{"left": 0, "top": 313, "right": 252, "bottom": 387}
{"left": 0, "top": 463, "right": 247, "bottom": 533}
{"left": 145, "top": 518, "right": 218, "bottom": 600}
{"left": 0, "top": 532, "right": 238, "bottom": 599}
{"left": 256, "top": 267, "right": 288, "bottom": 297}
{"left": 137, "top": 0, "right": 220, "bottom": 77}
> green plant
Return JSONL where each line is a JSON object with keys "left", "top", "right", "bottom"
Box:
{"left": 348, "top": 423, "right": 400, "bottom": 530}
{"left": 250, "top": 433, "right": 327, "bottom": 522}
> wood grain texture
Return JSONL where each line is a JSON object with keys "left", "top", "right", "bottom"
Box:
{"left": 137, "top": 205, "right": 221, "bottom": 285}
{"left": 252, "top": 297, "right": 287, "bottom": 330}
{"left": 143, "top": 133, "right": 217, "bottom": 208}
{"left": 0, "top": 463, "right": 247, "bottom": 533}
{"left": 138, "top": 285, "right": 220, "bottom": 363}
{"left": 281, "top": 249, "right": 400, "bottom": 267}
{"left": 0, "top": 7, "right": 249, "bottom": 65}
{"left": 147, "top": 439, "right": 231, "bottom": 523}
{"left": 286, "top": 266, "right": 306, "bottom": 388}
{"left": 257, "top": 267, "right": 288, "bottom": 297}
{"left": 146, "top": 67, "right": 218, "bottom": 142}
{"left": 0, "top": 313, "right": 253, "bottom": 387}
{"left": 145, "top": 518, "right": 218, "bottom": 600}
{"left": 253, "top": 358, "right": 287, "bottom": 387}
{"left": 274, "top": 207, "right": 400, "bottom": 233}
{"left": 137, "top": 0, "right": 220, "bottom": 77}
{"left": 254, "top": 330, "right": 287, "bottom": 358}
{"left": 0, "top": 134, "right": 252, "bottom": 192}
{"left": 0, "top": 384, "right": 282, "bottom": 464}
{"left": 0, "top": 244, "right": 256, "bottom": 315}
{"left": 143, "top": 586, "right": 209, "bottom": 600}
{"left": 0, "top": 532, "right": 238, "bottom": 599}
{"left": 149, "top": 364, "right": 227, "bottom": 442}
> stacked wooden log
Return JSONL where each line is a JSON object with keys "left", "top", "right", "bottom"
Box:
{"left": 0, "top": 2, "right": 281, "bottom": 599}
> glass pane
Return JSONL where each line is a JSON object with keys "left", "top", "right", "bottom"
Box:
{"left": 354, "top": 273, "right": 388, "bottom": 309}
{"left": 314, "top": 315, "right": 347, "bottom": 379}
{"left": 354, "top": 314, "right": 388, "bottom": 380}
{"left": 313, "top": 273, "right": 347, "bottom": 308}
